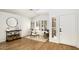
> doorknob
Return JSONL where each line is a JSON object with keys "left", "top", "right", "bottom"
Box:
{"left": 60, "top": 28, "right": 62, "bottom": 32}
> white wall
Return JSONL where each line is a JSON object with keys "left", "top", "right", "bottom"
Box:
{"left": 59, "top": 15, "right": 77, "bottom": 46}
{"left": 76, "top": 15, "right": 79, "bottom": 48}
{"left": 49, "top": 9, "right": 79, "bottom": 48}
{"left": 20, "top": 17, "right": 31, "bottom": 37}
{"left": 0, "top": 11, "right": 31, "bottom": 42}
{"left": 0, "top": 15, "right": 6, "bottom": 42}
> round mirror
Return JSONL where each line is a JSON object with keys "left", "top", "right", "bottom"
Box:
{"left": 6, "top": 17, "right": 18, "bottom": 27}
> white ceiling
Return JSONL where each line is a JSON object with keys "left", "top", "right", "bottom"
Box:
{"left": 0, "top": 9, "right": 49, "bottom": 18}
{"left": 0, "top": 9, "right": 79, "bottom": 18}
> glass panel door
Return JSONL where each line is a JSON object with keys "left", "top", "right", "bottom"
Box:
{"left": 52, "top": 17, "right": 56, "bottom": 38}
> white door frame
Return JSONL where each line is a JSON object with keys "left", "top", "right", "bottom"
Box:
{"left": 49, "top": 15, "right": 60, "bottom": 43}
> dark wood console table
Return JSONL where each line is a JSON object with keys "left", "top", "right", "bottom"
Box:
{"left": 6, "top": 30, "right": 21, "bottom": 42}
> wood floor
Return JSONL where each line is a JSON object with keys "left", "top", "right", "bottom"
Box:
{"left": 0, "top": 38, "right": 79, "bottom": 50}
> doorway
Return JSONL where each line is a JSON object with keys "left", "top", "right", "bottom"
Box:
{"left": 26, "top": 20, "right": 49, "bottom": 42}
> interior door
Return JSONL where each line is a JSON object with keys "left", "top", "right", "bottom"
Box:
{"left": 60, "top": 15, "right": 76, "bottom": 46}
